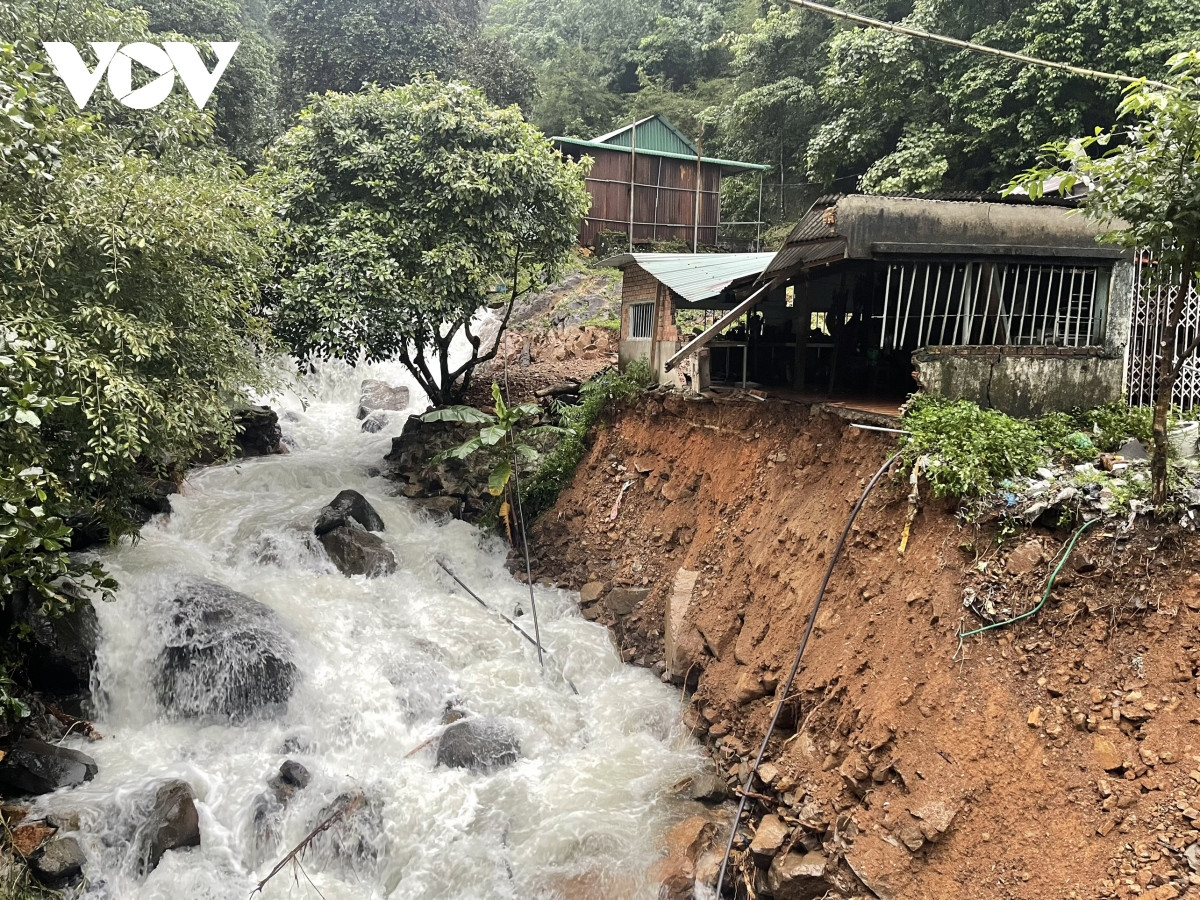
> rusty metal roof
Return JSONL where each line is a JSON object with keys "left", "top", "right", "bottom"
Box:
{"left": 604, "top": 252, "right": 777, "bottom": 303}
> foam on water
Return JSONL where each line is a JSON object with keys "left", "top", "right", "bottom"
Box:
{"left": 35, "top": 356, "right": 706, "bottom": 899}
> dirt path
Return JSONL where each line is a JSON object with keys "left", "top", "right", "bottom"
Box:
{"left": 526, "top": 392, "right": 1200, "bottom": 900}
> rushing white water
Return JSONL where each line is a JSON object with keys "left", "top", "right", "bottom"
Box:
{"left": 35, "top": 358, "right": 707, "bottom": 899}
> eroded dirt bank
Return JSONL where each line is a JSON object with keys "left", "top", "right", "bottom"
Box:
{"left": 526, "top": 392, "right": 1200, "bottom": 900}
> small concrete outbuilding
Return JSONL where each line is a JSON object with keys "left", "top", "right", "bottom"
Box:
{"left": 613, "top": 194, "right": 1135, "bottom": 418}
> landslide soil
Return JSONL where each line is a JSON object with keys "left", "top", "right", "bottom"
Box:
{"left": 526, "top": 392, "right": 1200, "bottom": 900}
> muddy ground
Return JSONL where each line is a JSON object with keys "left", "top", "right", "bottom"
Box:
{"left": 525, "top": 392, "right": 1200, "bottom": 900}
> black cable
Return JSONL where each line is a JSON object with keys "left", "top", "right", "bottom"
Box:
{"left": 714, "top": 450, "right": 902, "bottom": 897}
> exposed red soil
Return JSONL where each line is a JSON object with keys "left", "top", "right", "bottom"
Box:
{"left": 463, "top": 325, "right": 618, "bottom": 408}
{"left": 526, "top": 393, "right": 1200, "bottom": 900}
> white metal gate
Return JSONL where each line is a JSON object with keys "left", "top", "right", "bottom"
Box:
{"left": 1128, "top": 253, "right": 1200, "bottom": 410}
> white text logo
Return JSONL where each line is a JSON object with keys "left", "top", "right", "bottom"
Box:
{"left": 42, "top": 41, "right": 238, "bottom": 110}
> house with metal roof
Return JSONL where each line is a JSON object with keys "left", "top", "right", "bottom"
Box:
{"left": 607, "top": 251, "right": 778, "bottom": 386}
{"left": 553, "top": 115, "right": 769, "bottom": 251}
{"left": 617, "top": 194, "right": 1136, "bottom": 416}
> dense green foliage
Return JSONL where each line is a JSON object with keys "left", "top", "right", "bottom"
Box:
{"left": 902, "top": 396, "right": 1154, "bottom": 499}
{"left": 1012, "top": 52, "right": 1200, "bottom": 505}
{"left": 521, "top": 360, "right": 652, "bottom": 520}
{"left": 485, "top": 0, "right": 1200, "bottom": 225}
{"left": 263, "top": 78, "right": 589, "bottom": 405}
{"left": 1, "top": 0, "right": 275, "bottom": 617}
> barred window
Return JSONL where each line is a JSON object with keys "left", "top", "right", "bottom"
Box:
{"left": 629, "top": 302, "right": 654, "bottom": 339}
{"left": 877, "top": 261, "right": 1108, "bottom": 349}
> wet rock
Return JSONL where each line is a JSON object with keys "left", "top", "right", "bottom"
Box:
{"left": 314, "top": 489, "right": 386, "bottom": 536}
{"left": 676, "top": 770, "right": 730, "bottom": 803}
{"left": 767, "top": 850, "right": 832, "bottom": 900}
{"left": 136, "top": 780, "right": 200, "bottom": 874}
{"left": 252, "top": 761, "right": 311, "bottom": 860}
{"left": 357, "top": 380, "right": 410, "bottom": 420}
{"left": 154, "top": 579, "right": 298, "bottom": 721}
{"left": 361, "top": 412, "right": 389, "bottom": 433}
{"left": 234, "top": 405, "right": 284, "bottom": 457}
{"left": 2, "top": 585, "right": 98, "bottom": 697}
{"left": 29, "top": 836, "right": 86, "bottom": 888}
{"left": 129, "top": 478, "right": 177, "bottom": 523}
{"left": 409, "top": 496, "right": 462, "bottom": 518}
{"left": 318, "top": 524, "right": 398, "bottom": 577}
{"left": 435, "top": 717, "right": 520, "bottom": 772}
{"left": 308, "top": 791, "right": 385, "bottom": 870}
{"left": 0, "top": 739, "right": 98, "bottom": 795}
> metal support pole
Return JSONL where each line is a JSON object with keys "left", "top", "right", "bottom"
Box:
{"left": 693, "top": 125, "right": 704, "bottom": 253}
{"left": 756, "top": 171, "right": 764, "bottom": 252}
{"left": 628, "top": 124, "right": 637, "bottom": 251}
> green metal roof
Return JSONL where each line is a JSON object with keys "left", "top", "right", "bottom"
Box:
{"left": 593, "top": 115, "right": 699, "bottom": 156}
{"left": 552, "top": 135, "right": 770, "bottom": 175}
{"left": 603, "top": 252, "right": 777, "bottom": 304}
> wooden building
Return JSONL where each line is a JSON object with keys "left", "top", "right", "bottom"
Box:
{"left": 553, "top": 115, "right": 769, "bottom": 250}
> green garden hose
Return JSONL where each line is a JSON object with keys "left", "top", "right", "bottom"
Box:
{"left": 960, "top": 517, "right": 1101, "bottom": 641}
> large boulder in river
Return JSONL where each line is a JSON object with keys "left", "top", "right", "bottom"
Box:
{"left": 314, "top": 489, "right": 385, "bottom": 535}
{"left": 234, "top": 405, "right": 285, "bottom": 457}
{"left": 0, "top": 739, "right": 98, "bottom": 795}
{"left": 2, "top": 584, "right": 98, "bottom": 698}
{"left": 153, "top": 579, "right": 297, "bottom": 721}
{"left": 318, "top": 525, "right": 397, "bottom": 577}
{"left": 357, "top": 380, "right": 410, "bottom": 420}
{"left": 134, "top": 780, "right": 201, "bottom": 874}
{"left": 435, "top": 718, "right": 520, "bottom": 772}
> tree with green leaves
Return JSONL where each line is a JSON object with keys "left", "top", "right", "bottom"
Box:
{"left": 2, "top": 0, "right": 277, "bottom": 614}
{"left": 1012, "top": 53, "right": 1200, "bottom": 506}
{"left": 263, "top": 78, "right": 590, "bottom": 407}
{"left": 268, "top": 0, "right": 481, "bottom": 109}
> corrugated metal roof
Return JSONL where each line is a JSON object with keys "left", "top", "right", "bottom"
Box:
{"left": 762, "top": 238, "right": 847, "bottom": 279}
{"left": 593, "top": 115, "right": 699, "bottom": 157}
{"left": 605, "top": 252, "right": 777, "bottom": 304}
{"left": 552, "top": 136, "right": 770, "bottom": 174}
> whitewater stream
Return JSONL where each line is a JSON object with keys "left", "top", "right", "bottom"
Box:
{"left": 32, "top": 359, "right": 707, "bottom": 899}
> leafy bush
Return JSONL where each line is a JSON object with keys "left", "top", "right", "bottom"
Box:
{"left": 902, "top": 396, "right": 1047, "bottom": 498}
{"left": 520, "top": 361, "right": 653, "bottom": 518}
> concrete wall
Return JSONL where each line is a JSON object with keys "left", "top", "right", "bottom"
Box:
{"left": 913, "top": 348, "right": 1123, "bottom": 418}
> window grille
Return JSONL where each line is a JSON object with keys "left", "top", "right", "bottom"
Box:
{"left": 877, "top": 261, "right": 1107, "bottom": 350}
{"left": 629, "top": 302, "right": 654, "bottom": 339}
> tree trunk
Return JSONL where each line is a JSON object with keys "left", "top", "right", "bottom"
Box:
{"left": 1152, "top": 240, "right": 1199, "bottom": 506}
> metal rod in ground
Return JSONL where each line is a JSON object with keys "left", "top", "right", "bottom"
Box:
{"left": 436, "top": 560, "right": 579, "bottom": 695}
{"left": 713, "top": 450, "right": 902, "bottom": 897}
{"left": 437, "top": 559, "right": 545, "bottom": 652}
{"left": 509, "top": 463, "right": 544, "bottom": 668}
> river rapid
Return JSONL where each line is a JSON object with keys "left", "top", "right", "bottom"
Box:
{"left": 32, "top": 359, "right": 706, "bottom": 899}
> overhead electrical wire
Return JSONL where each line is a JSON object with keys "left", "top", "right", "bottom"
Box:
{"left": 785, "top": 0, "right": 1171, "bottom": 91}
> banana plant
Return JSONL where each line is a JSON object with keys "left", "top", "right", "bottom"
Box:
{"left": 421, "top": 383, "right": 567, "bottom": 542}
